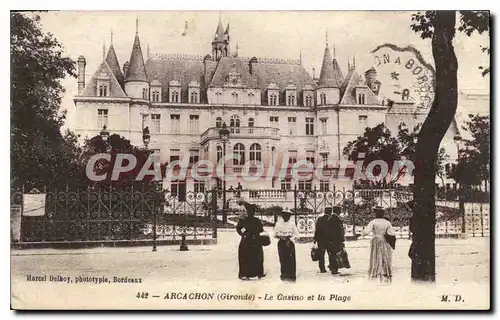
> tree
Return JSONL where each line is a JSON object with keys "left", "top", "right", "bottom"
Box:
{"left": 409, "top": 11, "right": 489, "bottom": 282}
{"left": 11, "top": 12, "right": 77, "bottom": 190}
{"left": 462, "top": 114, "right": 490, "bottom": 191}
{"left": 343, "top": 123, "right": 448, "bottom": 188}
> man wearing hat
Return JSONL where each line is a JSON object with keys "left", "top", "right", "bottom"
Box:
{"left": 314, "top": 206, "right": 345, "bottom": 274}
{"left": 314, "top": 207, "right": 333, "bottom": 273}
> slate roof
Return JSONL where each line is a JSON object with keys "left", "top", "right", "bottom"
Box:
{"left": 213, "top": 19, "right": 225, "bottom": 42}
{"left": 80, "top": 60, "right": 127, "bottom": 97}
{"left": 339, "top": 69, "right": 380, "bottom": 105}
{"left": 125, "top": 34, "right": 148, "bottom": 82}
{"left": 332, "top": 58, "right": 344, "bottom": 85}
{"left": 209, "top": 57, "right": 258, "bottom": 88}
{"left": 318, "top": 45, "right": 342, "bottom": 87}
{"left": 105, "top": 44, "right": 124, "bottom": 86}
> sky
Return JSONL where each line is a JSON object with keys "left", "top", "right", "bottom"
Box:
{"left": 35, "top": 11, "right": 490, "bottom": 129}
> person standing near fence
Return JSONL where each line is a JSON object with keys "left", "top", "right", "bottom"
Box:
{"left": 274, "top": 209, "right": 300, "bottom": 282}
{"left": 327, "top": 206, "right": 346, "bottom": 275}
{"left": 236, "top": 200, "right": 266, "bottom": 280}
{"left": 360, "top": 206, "right": 396, "bottom": 283}
{"left": 313, "top": 207, "right": 334, "bottom": 273}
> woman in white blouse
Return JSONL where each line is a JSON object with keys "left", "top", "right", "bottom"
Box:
{"left": 274, "top": 210, "right": 300, "bottom": 282}
{"left": 360, "top": 206, "right": 396, "bottom": 283}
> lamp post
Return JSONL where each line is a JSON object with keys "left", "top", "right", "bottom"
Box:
{"left": 142, "top": 127, "right": 156, "bottom": 251}
{"left": 219, "top": 123, "right": 230, "bottom": 223}
{"left": 100, "top": 125, "right": 110, "bottom": 147}
{"left": 453, "top": 134, "right": 466, "bottom": 235}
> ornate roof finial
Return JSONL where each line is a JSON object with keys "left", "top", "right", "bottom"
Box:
{"left": 111, "top": 29, "right": 113, "bottom": 45}
{"left": 102, "top": 42, "right": 105, "bottom": 59}
{"left": 312, "top": 67, "right": 316, "bottom": 79}
{"left": 353, "top": 55, "right": 356, "bottom": 69}
{"left": 333, "top": 44, "right": 336, "bottom": 59}
{"left": 147, "top": 44, "right": 150, "bottom": 59}
{"left": 136, "top": 17, "right": 139, "bottom": 35}
{"left": 326, "top": 28, "right": 328, "bottom": 45}
{"left": 299, "top": 49, "right": 302, "bottom": 65}
{"left": 348, "top": 58, "right": 351, "bottom": 71}
{"left": 236, "top": 42, "right": 239, "bottom": 57}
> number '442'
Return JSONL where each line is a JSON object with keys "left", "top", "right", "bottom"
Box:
{"left": 137, "top": 292, "right": 149, "bottom": 299}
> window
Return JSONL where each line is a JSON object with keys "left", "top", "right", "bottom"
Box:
{"left": 248, "top": 118, "right": 254, "bottom": 127}
{"left": 358, "top": 93, "right": 366, "bottom": 104}
{"left": 194, "top": 181, "right": 205, "bottom": 193}
{"left": 270, "top": 116, "right": 279, "bottom": 128}
{"left": 287, "top": 95, "right": 295, "bottom": 106}
{"left": 171, "top": 91, "right": 179, "bottom": 103}
{"left": 152, "top": 91, "right": 160, "bottom": 102}
{"left": 97, "top": 109, "right": 108, "bottom": 129}
{"left": 271, "top": 146, "right": 276, "bottom": 165}
{"left": 298, "top": 180, "right": 312, "bottom": 191}
{"left": 190, "top": 92, "right": 198, "bottom": 103}
{"left": 190, "top": 115, "right": 199, "bottom": 134}
{"left": 288, "top": 117, "right": 296, "bottom": 135}
{"left": 281, "top": 178, "right": 292, "bottom": 190}
{"left": 358, "top": 115, "right": 368, "bottom": 127}
{"left": 249, "top": 143, "right": 262, "bottom": 162}
{"left": 171, "top": 114, "right": 180, "bottom": 134}
{"left": 233, "top": 143, "right": 245, "bottom": 165}
{"left": 230, "top": 115, "right": 240, "bottom": 133}
{"left": 169, "top": 149, "right": 180, "bottom": 163}
{"left": 269, "top": 93, "right": 277, "bottom": 106}
{"left": 98, "top": 85, "right": 108, "bottom": 97}
{"left": 305, "top": 95, "right": 313, "bottom": 107}
{"left": 320, "top": 93, "right": 326, "bottom": 105}
{"left": 171, "top": 180, "right": 186, "bottom": 201}
{"left": 151, "top": 114, "right": 161, "bottom": 133}
{"left": 320, "top": 180, "right": 330, "bottom": 192}
{"left": 142, "top": 88, "right": 149, "bottom": 99}
{"left": 231, "top": 92, "right": 239, "bottom": 103}
{"left": 320, "top": 118, "right": 327, "bottom": 134}
{"left": 306, "top": 151, "right": 315, "bottom": 165}
{"left": 216, "top": 117, "right": 222, "bottom": 128}
{"left": 288, "top": 150, "right": 297, "bottom": 164}
{"left": 189, "top": 149, "right": 199, "bottom": 166}
{"left": 306, "top": 117, "right": 314, "bottom": 136}
{"left": 321, "top": 153, "right": 329, "bottom": 167}
{"left": 216, "top": 146, "right": 222, "bottom": 162}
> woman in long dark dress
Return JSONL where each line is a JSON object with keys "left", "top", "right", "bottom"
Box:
{"left": 274, "top": 210, "right": 300, "bottom": 282}
{"left": 236, "top": 201, "right": 265, "bottom": 280}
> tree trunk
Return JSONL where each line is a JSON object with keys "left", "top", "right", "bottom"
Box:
{"left": 411, "top": 11, "right": 458, "bottom": 282}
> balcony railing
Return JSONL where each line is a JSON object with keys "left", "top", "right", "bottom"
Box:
{"left": 200, "top": 126, "right": 280, "bottom": 143}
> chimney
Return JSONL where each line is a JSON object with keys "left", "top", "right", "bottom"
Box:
{"left": 364, "top": 67, "right": 378, "bottom": 94}
{"left": 249, "top": 57, "right": 257, "bottom": 75}
{"left": 123, "top": 61, "right": 130, "bottom": 78}
{"left": 77, "top": 55, "right": 86, "bottom": 94}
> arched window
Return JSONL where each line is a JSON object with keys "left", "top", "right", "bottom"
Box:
{"left": 230, "top": 115, "right": 240, "bottom": 133}
{"left": 249, "top": 143, "right": 262, "bottom": 162}
{"left": 99, "top": 85, "right": 104, "bottom": 97}
{"left": 233, "top": 143, "right": 245, "bottom": 165}
{"left": 216, "top": 145, "right": 222, "bottom": 162}
{"left": 142, "top": 88, "right": 149, "bottom": 99}
{"left": 216, "top": 117, "right": 222, "bottom": 128}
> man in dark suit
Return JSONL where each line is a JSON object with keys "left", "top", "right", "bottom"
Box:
{"left": 328, "top": 206, "right": 346, "bottom": 274}
{"left": 314, "top": 208, "right": 332, "bottom": 273}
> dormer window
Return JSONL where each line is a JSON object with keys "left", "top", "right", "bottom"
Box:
{"left": 98, "top": 85, "right": 108, "bottom": 97}
{"left": 188, "top": 80, "right": 200, "bottom": 104}
{"left": 169, "top": 80, "right": 181, "bottom": 103}
{"left": 358, "top": 93, "right": 366, "bottom": 104}
{"left": 152, "top": 90, "right": 160, "bottom": 102}
{"left": 190, "top": 92, "right": 198, "bottom": 103}
{"left": 269, "top": 94, "right": 277, "bottom": 105}
{"left": 305, "top": 96, "right": 313, "bottom": 106}
{"left": 287, "top": 95, "right": 295, "bottom": 106}
{"left": 267, "top": 82, "right": 279, "bottom": 106}
{"left": 285, "top": 83, "right": 297, "bottom": 106}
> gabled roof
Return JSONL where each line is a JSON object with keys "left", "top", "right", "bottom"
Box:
{"left": 126, "top": 34, "right": 148, "bottom": 82}
{"left": 80, "top": 60, "right": 127, "bottom": 97}
{"left": 105, "top": 44, "right": 124, "bottom": 86}
{"left": 339, "top": 69, "right": 380, "bottom": 105}
{"left": 209, "top": 57, "right": 258, "bottom": 88}
{"left": 318, "top": 45, "right": 342, "bottom": 88}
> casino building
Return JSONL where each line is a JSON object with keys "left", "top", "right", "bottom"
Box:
{"left": 72, "top": 17, "right": 484, "bottom": 196}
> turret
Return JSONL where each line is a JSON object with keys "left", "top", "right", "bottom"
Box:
{"left": 212, "top": 16, "right": 230, "bottom": 61}
{"left": 316, "top": 42, "right": 341, "bottom": 105}
{"left": 77, "top": 55, "right": 86, "bottom": 94}
{"left": 124, "top": 20, "right": 150, "bottom": 99}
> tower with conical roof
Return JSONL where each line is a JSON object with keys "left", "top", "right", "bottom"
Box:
{"left": 316, "top": 35, "right": 341, "bottom": 106}
{"left": 124, "top": 19, "right": 150, "bottom": 99}
{"left": 105, "top": 29, "right": 125, "bottom": 87}
{"left": 212, "top": 15, "right": 230, "bottom": 61}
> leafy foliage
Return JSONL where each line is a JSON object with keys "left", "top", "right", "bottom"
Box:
{"left": 11, "top": 12, "right": 77, "bottom": 190}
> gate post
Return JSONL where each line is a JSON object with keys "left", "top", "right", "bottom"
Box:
{"left": 211, "top": 189, "right": 217, "bottom": 239}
